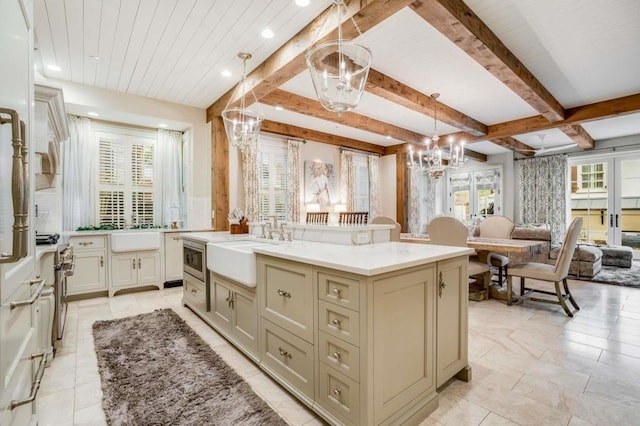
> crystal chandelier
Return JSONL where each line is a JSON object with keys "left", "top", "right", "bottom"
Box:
{"left": 305, "top": 0, "right": 372, "bottom": 116}
{"left": 221, "top": 52, "right": 263, "bottom": 148}
{"left": 407, "top": 93, "right": 465, "bottom": 179}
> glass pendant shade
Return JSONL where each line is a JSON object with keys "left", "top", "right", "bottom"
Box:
{"left": 306, "top": 40, "right": 372, "bottom": 115}
{"left": 221, "top": 107, "right": 262, "bottom": 148}
{"left": 221, "top": 52, "right": 263, "bottom": 148}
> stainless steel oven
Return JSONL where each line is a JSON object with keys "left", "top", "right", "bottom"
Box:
{"left": 53, "top": 243, "right": 74, "bottom": 341}
{"left": 183, "top": 239, "right": 205, "bottom": 281}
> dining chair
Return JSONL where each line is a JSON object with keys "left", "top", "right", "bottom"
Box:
{"left": 338, "top": 211, "right": 369, "bottom": 225}
{"left": 427, "top": 216, "right": 491, "bottom": 298}
{"left": 506, "top": 217, "right": 582, "bottom": 317}
{"left": 306, "top": 211, "right": 329, "bottom": 225}
{"left": 477, "top": 216, "right": 515, "bottom": 286}
{"left": 371, "top": 215, "right": 401, "bottom": 241}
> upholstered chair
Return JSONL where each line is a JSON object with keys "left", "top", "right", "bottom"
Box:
{"left": 370, "top": 215, "right": 401, "bottom": 241}
{"left": 477, "top": 216, "right": 515, "bottom": 286}
{"left": 507, "top": 217, "right": 582, "bottom": 317}
{"left": 427, "top": 216, "right": 491, "bottom": 298}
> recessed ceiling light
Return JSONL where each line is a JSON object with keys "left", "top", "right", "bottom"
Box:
{"left": 158, "top": 123, "right": 168, "bottom": 128}
{"left": 89, "top": 55, "right": 100, "bottom": 61}
{"left": 47, "top": 64, "right": 61, "bottom": 72}
{"left": 261, "top": 29, "right": 274, "bottom": 39}
{"left": 221, "top": 70, "right": 232, "bottom": 77}
{"left": 87, "top": 111, "right": 99, "bottom": 117}
{"left": 295, "top": 0, "right": 310, "bottom": 6}
{"left": 275, "top": 105, "right": 284, "bottom": 111}
{"left": 386, "top": 135, "right": 392, "bottom": 140}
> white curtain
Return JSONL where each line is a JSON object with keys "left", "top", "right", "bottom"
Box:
{"left": 340, "top": 150, "right": 355, "bottom": 210}
{"left": 287, "top": 139, "right": 303, "bottom": 223}
{"left": 240, "top": 139, "right": 260, "bottom": 222}
{"left": 408, "top": 163, "right": 421, "bottom": 235}
{"left": 154, "top": 129, "right": 183, "bottom": 227}
{"left": 368, "top": 154, "right": 381, "bottom": 218}
{"left": 62, "top": 116, "right": 95, "bottom": 231}
{"left": 518, "top": 154, "right": 567, "bottom": 245}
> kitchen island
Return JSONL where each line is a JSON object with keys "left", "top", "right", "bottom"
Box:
{"left": 182, "top": 234, "right": 473, "bottom": 426}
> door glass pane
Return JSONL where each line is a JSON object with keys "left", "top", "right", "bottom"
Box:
{"left": 620, "top": 158, "right": 640, "bottom": 257}
{"left": 450, "top": 172, "right": 471, "bottom": 221}
{"left": 570, "top": 162, "right": 609, "bottom": 245}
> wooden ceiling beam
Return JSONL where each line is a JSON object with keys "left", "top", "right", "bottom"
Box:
{"left": 384, "top": 142, "right": 487, "bottom": 162}
{"left": 206, "top": 0, "right": 416, "bottom": 120}
{"left": 261, "top": 120, "right": 386, "bottom": 155}
{"left": 488, "top": 137, "right": 535, "bottom": 157}
{"left": 261, "top": 89, "right": 428, "bottom": 143}
{"left": 411, "top": 0, "right": 565, "bottom": 122}
{"left": 559, "top": 124, "right": 595, "bottom": 149}
{"left": 365, "top": 69, "right": 488, "bottom": 136}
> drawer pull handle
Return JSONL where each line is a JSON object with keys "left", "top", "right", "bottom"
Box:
{"left": 277, "top": 289, "right": 291, "bottom": 298}
{"left": 332, "top": 287, "right": 341, "bottom": 295}
{"left": 11, "top": 353, "right": 47, "bottom": 409}
{"left": 10, "top": 279, "right": 46, "bottom": 310}
{"left": 278, "top": 347, "right": 292, "bottom": 359}
{"left": 332, "top": 351, "right": 341, "bottom": 359}
{"left": 138, "top": 258, "right": 142, "bottom": 269}
{"left": 173, "top": 236, "right": 182, "bottom": 240}
{"left": 332, "top": 388, "right": 342, "bottom": 396}
{"left": 332, "top": 318, "right": 342, "bottom": 327}
{"left": 132, "top": 259, "right": 136, "bottom": 269}
{"left": 191, "top": 289, "right": 197, "bottom": 294}
{"left": 438, "top": 271, "right": 446, "bottom": 298}
{"left": 100, "top": 255, "right": 104, "bottom": 267}
{"left": 78, "top": 241, "right": 93, "bottom": 246}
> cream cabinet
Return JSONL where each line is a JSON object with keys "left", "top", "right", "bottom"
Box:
{"left": 67, "top": 236, "right": 107, "bottom": 296}
{"left": 110, "top": 251, "right": 161, "bottom": 296}
{"left": 436, "top": 256, "right": 470, "bottom": 387}
{"left": 209, "top": 273, "right": 259, "bottom": 361}
{"left": 164, "top": 233, "right": 184, "bottom": 283}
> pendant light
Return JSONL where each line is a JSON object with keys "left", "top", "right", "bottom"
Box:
{"left": 221, "top": 52, "right": 263, "bottom": 148}
{"left": 305, "top": 0, "right": 372, "bottom": 116}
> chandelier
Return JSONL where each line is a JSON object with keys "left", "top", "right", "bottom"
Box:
{"left": 221, "top": 52, "right": 263, "bottom": 148}
{"left": 407, "top": 93, "right": 465, "bottom": 179}
{"left": 305, "top": 0, "right": 372, "bottom": 116}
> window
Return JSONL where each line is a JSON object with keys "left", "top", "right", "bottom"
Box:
{"left": 97, "top": 130, "right": 156, "bottom": 227}
{"left": 259, "top": 141, "right": 288, "bottom": 221}
{"left": 352, "top": 154, "right": 370, "bottom": 212}
{"left": 447, "top": 167, "right": 502, "bottom": 221}
{"left": 577, "top": 163, "right": 606, "bottom": 191}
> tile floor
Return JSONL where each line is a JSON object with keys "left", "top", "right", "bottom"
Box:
{"left": 37, "top": 279, "right": 640, "bottom": 425}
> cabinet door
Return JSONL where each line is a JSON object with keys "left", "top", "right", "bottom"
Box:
{"left": 137, "top": 251, "right": 161, "bottom": 285}
{"left": 67, "top": 250, "right": 107, "bottom": 295}
{"left": 232, "top": 284, "right": 258, "bottom": 355}
{"left": 210, "top": 274, "right": 233, "bottom": 332}
{"left": 164, "top": 233, "right": 183, "bottom": 281}
{"left": 436, "top": 256, "right": 468, "bottom": 388}
{"left": 110, "top": 254, "right": 136, "bottom": 288}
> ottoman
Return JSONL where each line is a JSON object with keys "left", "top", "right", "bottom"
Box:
{"left": 600, "top": 246, "right": 634, "bottom": 268}
{"left": 548, "top": 244, "right": 602, "bottom": 278}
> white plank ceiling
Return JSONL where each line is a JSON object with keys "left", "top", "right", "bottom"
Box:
{"left": 35, "top": 0, "right": 640, "bottom": 155}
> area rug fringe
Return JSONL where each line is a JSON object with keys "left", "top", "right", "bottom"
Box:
{"left": 92, "top": 308, "right": 287, "bottom": 425}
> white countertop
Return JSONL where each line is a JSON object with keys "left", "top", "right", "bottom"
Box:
{"left": 64, "top": 228, "right": 214, "bottom": 237}
{"left": 182, "top": 231, "right": 257, "bottom": 243}
{"left": 252, "top": 241, "right": 474, "bottom": 276}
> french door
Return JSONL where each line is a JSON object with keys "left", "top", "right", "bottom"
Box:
{"left": 569, "top": 154, "right": 640, "bottom": 259}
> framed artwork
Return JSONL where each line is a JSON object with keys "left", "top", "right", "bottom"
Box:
{"left": 304, "top": 160, "right": 336, "bottom": 210}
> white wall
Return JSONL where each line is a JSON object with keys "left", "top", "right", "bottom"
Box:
{"left": 39, "top": 78, "right": 212, "bottom": 229}
{"left": 380, "top": 154, "right": 397, "bottom": 219}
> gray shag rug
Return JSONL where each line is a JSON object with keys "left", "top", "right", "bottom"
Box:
{"left": 92, "top": 309, "right": 287, "bottom": 425}
{"left": 578, "top": 260, "right": 640, "bottom": 287}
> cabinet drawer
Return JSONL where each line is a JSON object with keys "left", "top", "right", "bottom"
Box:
{"left": 1, "top": 332, "right": 37, "bottom": 426}
{"left": 261, "top": 319, "right": 314, "bottom": 399}
{"left": 318, "top": 300, "right": 360, "bottom": 347}
{"left": 259, "top": 258, "right": 313, "bottom": 343}
{"left": 318, "top": 271, "right": 360, "bottom": 312}
{"left": 70, "top": 235, "right": 105, "bottom": 249}
{"left": 317, "top": 363, "right": 360, "bottom": 426}
{"left": 318, "top": 331, "right": 360, "bottom": 382}
{"left": 183, "top": 275, "right": 206, "bottom": 313}
{"left": 1, "top": 283, "right": 34, "bottom": 387}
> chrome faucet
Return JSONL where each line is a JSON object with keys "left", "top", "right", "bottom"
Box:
{"left": 278, "top": 224, "right": 286, "bottom": 241}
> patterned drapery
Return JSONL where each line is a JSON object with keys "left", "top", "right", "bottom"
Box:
{"left": 518, "top": 154, "right": 567, "bottom": 245}
{"left": 368, "top": 154, "right": 381, "bottom": 218}
{"left": 408, "top": 164, "right": 421, "bottom": 235}
{"left": 340, "top": 150, "right": 355, "bottom": 210}
{"left": 286, "top": 139, "right": 303, "bottom": 223}
{"left": 240, "top": 139, "right": 260, "bottom": 222}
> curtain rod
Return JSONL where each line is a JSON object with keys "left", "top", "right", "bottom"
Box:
{"left": 69, "top": 115, "right": 185, "bottom": 134}
{"left": 338, "top": 146, "right": 381, "bottom": 157}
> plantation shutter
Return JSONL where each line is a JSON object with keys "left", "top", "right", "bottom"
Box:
{"left": 132, "top": 144, "right": 155, "bottom": 225}
{"left": 99, "top": 140, "right": 126, "bottom": 227}
{"left": 258, "top": 141, "right": 288, "bottom": 221}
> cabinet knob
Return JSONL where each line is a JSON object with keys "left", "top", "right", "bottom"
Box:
{"left": 277, "top": 289, "right": 291, "bottom": 298}
{"left": 332, "top": 388, "right": 341, "bottom": 397}
{"left": 332, "top": 287, "right": 341, "bottom": 295}
{"left": 332, "top": 318, "right": 342, "bottom": 327}
{"left": 100, "top": 256, "right": 104, "bottom": 267}
{"left": 278, "top": 347, "right": 292, "bottom": 359}
{"left": 132, "top": 259, "right": 136, "bottom": 269}
{"left": 332, "top": 351, "right": 341, "bottom": 360}
{"left": 438, "top": 271, "right": 446, "bottom": 298}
